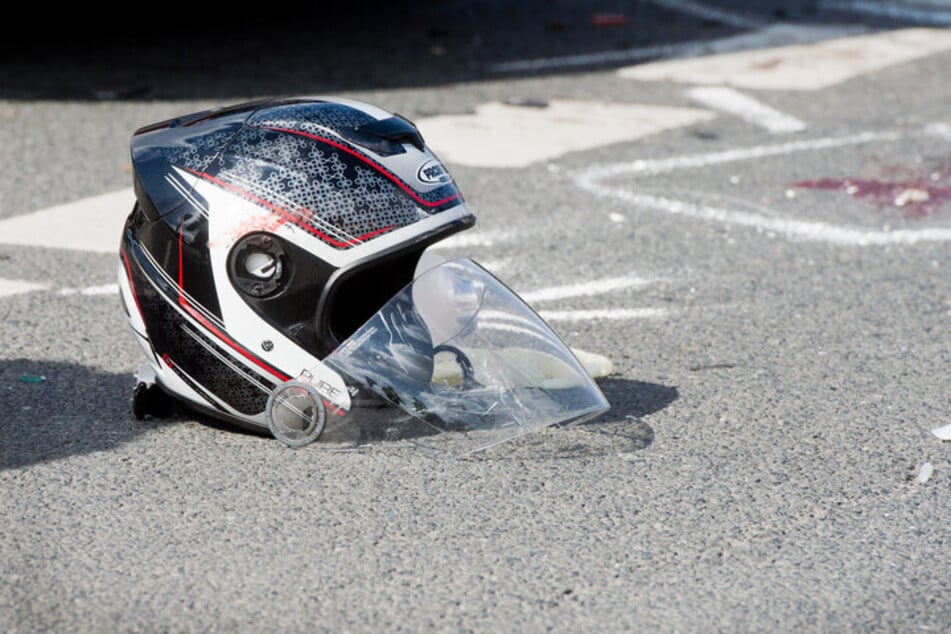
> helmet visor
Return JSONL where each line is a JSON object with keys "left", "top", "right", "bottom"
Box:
{"left": 323, "top": 259, "right": 610, "bottom": 456}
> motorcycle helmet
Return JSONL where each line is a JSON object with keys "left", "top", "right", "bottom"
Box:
{"left": 118, "top": 96, "right": 609, "bottom": 455}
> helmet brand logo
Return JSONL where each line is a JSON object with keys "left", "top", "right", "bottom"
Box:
{"left": 316, "top": 379, "right": 342, "bottom": 402}
{"left": 417, "top": 159, "right": 452, "bottom": 185}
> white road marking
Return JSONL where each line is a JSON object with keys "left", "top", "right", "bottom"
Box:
{"left": 490, "top": 41, "right": 687, "bottom": 74}
{"left": 521, "top": 276, "right": 653, "bottom": 303}
{"left": 645, "top": 0, "right": 767, "bottom": 29}
{"left": 490, "top": 23, "right": 860, "bottom": 74}
{"left": 925, "top": 122, "right": 951, "bottom": 141}
{"left": 57, "top": 284, "right": 119, "bottom": 296}
{"left": 0, "top": 188, "right": 134, "bottom": 254}
{"left": 821, "top": 0, "right": 951, "bottom": 25}
{"left": 540, "top": 307, "right": 671, "bottom": 321}
{"left": 618, "top": 28, "right": 951, "bottom": 90}
{"left": 571, "top": 129, "right": 951, "bottom": 246}
{"left": 686, "top": 86, "right": 806, "bottom": 134}
{"left": 417, "top": 99, "right": 714, "bottom": 168}
{"left": 0, "top": 278, "right": 50, "bottom": 298}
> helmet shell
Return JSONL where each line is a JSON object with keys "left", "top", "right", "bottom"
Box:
{"left": 118, "top": 96, "right": 475, "bottom": 430}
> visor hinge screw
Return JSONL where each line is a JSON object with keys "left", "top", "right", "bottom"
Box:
{"left": 262, "top": 340, "right": 274, "bottom": 352}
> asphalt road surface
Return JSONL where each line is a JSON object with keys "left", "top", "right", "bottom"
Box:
{"left": 2, "top": 1, "right": 951, "bottom": 631}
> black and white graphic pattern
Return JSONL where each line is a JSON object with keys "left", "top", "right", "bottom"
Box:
{"left": 216, "top": 127, "right": 428, "bottom": 245}
{"left": 159, "top": 114, "right": 461, "bottom": 248}
{"left": 248, "top": 102, "right": 377, "bottom": 137}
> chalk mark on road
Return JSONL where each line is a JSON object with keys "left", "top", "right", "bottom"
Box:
{"left": 521, "top": 276, "right": 655, "bottom": 303}
{"left": 540, "top": 308, "right": 671, "bottom": 322}
{"left": 571, "top": 129, "right": 951, "bottom": 246}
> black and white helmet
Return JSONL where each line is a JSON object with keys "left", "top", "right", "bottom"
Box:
{"left": 118, "top": 96, "right": 608, "bottom": 453}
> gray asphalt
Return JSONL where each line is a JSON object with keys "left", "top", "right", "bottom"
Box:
{"left": 2, "top": 2, "right": 950, "bottom": 632}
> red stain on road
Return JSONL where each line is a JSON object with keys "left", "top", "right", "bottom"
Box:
{"left": 793, "top": 162, "right": 951, "bottom": 219}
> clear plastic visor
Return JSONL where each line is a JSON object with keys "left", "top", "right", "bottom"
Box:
{"left": 321, "top": 258, "right": 609, "bottom": 456}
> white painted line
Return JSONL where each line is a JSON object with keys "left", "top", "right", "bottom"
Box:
{"left": 646, "top": 0, "right": 767, "bottom": 29}
{"left": 578, "top": 131, "right": 898, "bottom": 181}
{"left": 686, "top": 86, "right": 806, "bottom": 134}
{"left": 491, "top": 24, "right": 861, "bottom": 74}
{"left": 0, "top": 278, "right": 50, "bottom": 298}
{"left": 539, "top": 307, "right": 670, "bottom": 322}
{"left": 57, "top": 283, "right": 119, "bottom": 296}
{"left": 521, "top": 276, "right": 653, "bottom": 304}
{"left": 821, "top": 1, "right": 951, "bottom": 25}
{"left": 418, "top": 99, "right": 713, "bottom": 168}
{"left": 0, "top": 188, "right": 134, "bottom": 254}
{"left": 490, "top": 41, "right": 683, "bottom": 74}
{"left": 925, "top": 122, "right": 951, "bottom": 141}
{"left": 619, "top": 27, "right": 951, "bottom": 90}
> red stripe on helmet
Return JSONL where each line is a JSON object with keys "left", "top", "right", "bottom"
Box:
{"left": 176, "top": 221, "right": 292, "bottom": 383}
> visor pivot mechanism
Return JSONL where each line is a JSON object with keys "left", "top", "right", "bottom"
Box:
{"left": 266, "top": 381, "right": 327, "bottom": 448}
